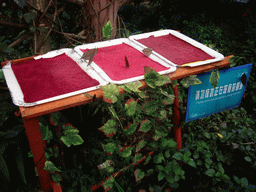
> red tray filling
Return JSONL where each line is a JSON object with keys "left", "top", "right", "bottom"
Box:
{"left": 136, "top": 33, "right": 215, "bottom": 65}
{"left": 12, "top": 53, "right": 100, "bottom": 103}
{"left": 81, "top": 43, "right": 170, "bottom": 81}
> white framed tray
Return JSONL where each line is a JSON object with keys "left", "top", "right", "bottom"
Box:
{"left": 74, "top": 38, "right": 176, "bottom": 84}
{"left": 129, "top": 29, "right": 224, "bottom": 67}
{"left": 2, "top": 49, "right": 108, "bottom": 107}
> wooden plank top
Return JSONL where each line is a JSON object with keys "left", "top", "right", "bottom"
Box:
{"left": 1, "top": 55, "right": 233, "bottom": 119}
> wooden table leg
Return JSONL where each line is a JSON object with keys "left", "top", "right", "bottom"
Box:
{"left": 23, "top": 117, "right": 52, "bottom": 192}
{"left": 171, "top": 84, "right": 182, "bottom": 150}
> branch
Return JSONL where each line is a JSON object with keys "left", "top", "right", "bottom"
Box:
{"left": 0, "top": 20, "right": 28, "bottom": 28}
{"left": 59, "top": 0, "right": 85, "bottom": 6}
{"left": 8, "top": 32, "right": 30, "bottom": 48}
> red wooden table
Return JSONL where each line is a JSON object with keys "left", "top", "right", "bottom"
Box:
{"left": 1, "top": 55, "right": 233, "bottom": 191}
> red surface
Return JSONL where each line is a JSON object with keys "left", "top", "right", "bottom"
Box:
{"left": 81, "top": 43, "right": 170, "bottom": 81}
{"left": 136, "top": 33, "right": 215, "bottom": 65}
{"left": 11, "top": 53, "right": 100, "bottom": 103}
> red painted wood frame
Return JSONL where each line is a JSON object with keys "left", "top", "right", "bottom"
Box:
{"left": 1, "top": 55, "right": 233, "bottom": 191}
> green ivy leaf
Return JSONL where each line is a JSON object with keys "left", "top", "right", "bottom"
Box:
{"left": 102, "top": 21, "right": 113, "bottom": 39}
{"left": 44, "top": 161, "right": 61, "bottom": 172}
{"left": 180, "top": 75, "right": 202, "bottom": 88}
{"left": 155, "top": 75, "right": 171, "bottom": 87}
{"left": 158, "top": 109, "right": 167, "bottom": 120}
{"left": 205, "top": 169, "right": 215, "bottom": 177}
{"left": 186, "top": 158, "right": 196, "bottom": 168}
{"left": 125, "top": 98, "right": 137, "bottom": 116}
{"left": 52, "top": 174, "right": 62, "bottom": 185}
{"left": 103, "top": 176, "right": 114, "bottom": 190}
{"left": 204, "top": 132, "right": 211, "bottom": 139}
{"left": 217, "top": 163, "right": 224, "bottom": 174}
{"left": 119, "top": 85, "right": 132, "bottom": 93}
{"left": 134, "top": 153, "right": 143, "bottom": 164}
{"left": 102, "top": 143, "right": 116, "bottom": 155}
{"left": 244, "top": 156, "right": 252, "bottom": 162}
{"left": 136, "top": 140, "right": 147, "bottom": 152}
{"left": 144, "top": 155, "right": 152, "bottom": 165}
{"left": 240, "top": 177, "right": 249, "bottom": 188}
{"left": 138, "top": 91, "right": 149, "bottom": 98}
{"left": 165, "top": 150, "right": 171, "bottom": 158}
{"left": 61, "top": 135, "right": 84, "bottom": 147}
{"left": 134, "top": 169, "right": 145, "bottom": 182}
{"left": 101, "top": 83, "right": 119, "bottom": 103}
{"left": 156, "top": 165, "right": 164, "bottom": 171}
{"left": 158, "top": 171, "right": 165, "bottom": 181}
{"left": 98, "top": 160, "right": 114, "bottom": 170}
{"left": 119, "top": 146, "right": 134, "bottom": 158}
{"left": 173, "top": 164, "right": 183, "bottom": 175}
{"left": 153, "top": 153, "right": 165, "bottom": 164}
{"left": 144, "top": 69, "right": 158, "bottom": 88}
{"left": 98, "top": 119, "right": 117, "bottom": 137}
{"left": 172, "top": 152, "right": 183, "bottom": 161}
{"left": 209, "top": 69, "right": 220, "bottom": 89}
{"left": 124, "top": 122, "right": 138, "bottom": 135}
{"left": 153, "top": 130, "right": 162, "bottom": 141}
{"left": 233, "top": 175, "right": 241, "bottom": 184}
{"left": 146, "top": 169, "right": 154, "bottom": 176}
{"left": 124, "top": 82, "right": 142, "bottom": 92}
{"left": 138, "top": 119, "right": 152, "bottom": 133}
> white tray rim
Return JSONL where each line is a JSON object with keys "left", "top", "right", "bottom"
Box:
{"left": 74, "top": 38, "right": 176, "bottom": 84}
{"left": 2, "top": 49, "right": 108, "bottom": 107}
{"left": 128, "top": 29, "right": 225, "bottom": 67}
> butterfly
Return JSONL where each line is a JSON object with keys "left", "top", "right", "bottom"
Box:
{"left": 142, "top": 47, "right": 153, "bottom": 57}
{"left": 144, "top": 66, "right": 153, "bottom": 73}
{"left": 81, "top": 48, "right": 98, "bottom": 66}
{"left": 125, "top": 56, "right": 129, "bottom": 68}
{"left": 241, "top": 73, "right": 247, "bottom": 86}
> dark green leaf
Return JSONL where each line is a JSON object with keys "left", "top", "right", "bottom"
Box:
{"left": 172, "top": 152, "right": 183, "bottom": 161}
{"left": 101, "top": 83, "right": 119, "bottom": 103}
{"left": 124, "top": 82, "right": 142, "bottom": 93}
{"left": 136, "top": 140, "right": 147, "bottom": 152}
{"left": 0, "top": 155, "right": 10, "bottom": 182}
{"left": 180, "top": 75, "right": 202, "bottom": 88}
{"left": 44, "top": 161, "right": 61, "bottom": 172}
{"left": 124, "top": 122, "right": 138, "bottom": 135}
{"left": 240, "top": 177, "right": 249, "bottom": 188}
{"left": 165, "top": 150, "right": 171, "bottom": 158}
{"left": 158, "top": 171, "right": 165, "bottom": 181}
{"left": 4, "top": 124, "right": 24, "bottom": 138}
{"left": 205, "top": 169, "right": 215, "bottom": 177}
{"left": 209, "top": 70, "right": 220, "bottom": 89}
{"left": 125, "top": 98, "right": 137, "bottom": 116}
{"left": 139, "top": 119, "right": 151, "bottom": 133}
{"left": 154, "top": 153, "right": 165, "bottom": 164}
{"left": 244, "top": 156, "right": 252, "bottom": 162}
{"left": 15, "top": 148, "right": 27, "bottom": 184}
{"left": 156, "top": 165, "right": 164, "bottom": 171}
{"left": 134, "top": 169, "right": 145, "bottom": 182}
{"left": 204, "top": 132, "right": 211, "bottom": 139}
{"left": 102, "top": 143, "right": 116, "bottom": 155}
{"left": 98, "top": 119, "right": 117, "bottom": 137}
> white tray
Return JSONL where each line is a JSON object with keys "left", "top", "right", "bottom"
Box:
{"left": 74, "top": 38, "right": 176, "bottom": 84}
{"left": 129, "top": 29, "right": 225, "bottom": 67}
{"left": 2, "top": 49, "right": 108, "bottom": 107}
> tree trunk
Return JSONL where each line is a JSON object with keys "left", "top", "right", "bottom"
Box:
{"left": 28, "top": 0, "right": 51, "bottom": 55}
{"left": 83, "top": 0, "right": 129, "bottom": 43}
